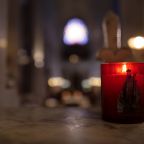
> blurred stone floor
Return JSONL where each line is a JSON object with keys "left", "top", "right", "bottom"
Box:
{"left": 0, "top": 107, "right": 144, "bottom": 144}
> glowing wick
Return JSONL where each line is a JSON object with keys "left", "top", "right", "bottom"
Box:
{"left": 122, "top": 64, "right": 127, "bottom": 73}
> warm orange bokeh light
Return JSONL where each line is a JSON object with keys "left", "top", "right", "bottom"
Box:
{"left": 122, "top": 64, "right": 127, "bottom": 73}
{"left": 128, "top": 36, "right": 144, "bottom": 49}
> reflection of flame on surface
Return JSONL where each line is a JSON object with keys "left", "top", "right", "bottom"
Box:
{"left": 122, "top": 64, "right": 127, "bottom": 73}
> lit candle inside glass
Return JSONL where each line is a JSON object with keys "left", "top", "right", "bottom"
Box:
{"left": 101, "top": 62, "right": 144, "bottom": 123}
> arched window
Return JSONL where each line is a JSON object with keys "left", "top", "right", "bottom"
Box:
{"left": 63, "top": 18, "right": 88, "bottom": 46}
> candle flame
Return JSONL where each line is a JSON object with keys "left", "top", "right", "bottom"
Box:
{"left": 122, "top": 64, "right": 127, "bottom": 73}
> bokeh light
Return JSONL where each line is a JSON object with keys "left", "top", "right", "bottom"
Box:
{"left": 128, "top": 36, "right": 144, "bottom": 49}
{"left": 63, "top": 18, "right": 88, "bottom": 45}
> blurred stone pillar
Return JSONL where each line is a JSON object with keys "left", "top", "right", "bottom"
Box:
{"left": 0, "top": 0, "right": 19, "bottom": 107}
{"left": 7, "top": 0, "right": 20, "bottom": 80}
{"left": 0, "top": 0, "right": 8, "bottom": 106}
{"left": 31, "top": 0, "right": 46, "bottom": 105}
{"left": 18, "top": 0, "right": 33, "bottom": 105}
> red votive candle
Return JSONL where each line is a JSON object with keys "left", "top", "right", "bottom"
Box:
{"left": 101, "top": 62, "right": 144, "bottom": 123}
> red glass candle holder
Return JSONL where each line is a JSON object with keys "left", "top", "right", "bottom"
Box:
{"left": 101, "top": 62, "right": 144, "bottom": 123}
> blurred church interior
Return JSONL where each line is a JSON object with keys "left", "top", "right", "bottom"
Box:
{"left": 0, "top": 0, "right": 144, "bottom": 108}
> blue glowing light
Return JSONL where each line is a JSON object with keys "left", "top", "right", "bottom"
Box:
{"left": 63, "top": 18, "right": 88, "bottom": 45}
